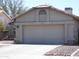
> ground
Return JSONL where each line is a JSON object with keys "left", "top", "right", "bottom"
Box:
{"left": 0, "top": 40, "right": 14, "bottom": 44}
{"left": 0, "top": 44, "right": 79, "bottom": 56}
{"left": 0, "top": 41, "right": 79, "bottom": 59}
{"left": 45, "top": 45, "right": 79, "bottom": 56}
{"left": 0, "top": 44, "right": 59, "bottom": 56}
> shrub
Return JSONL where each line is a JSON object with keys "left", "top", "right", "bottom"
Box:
{"left": 0, "top": 22, "right": 8, "bottom": 32}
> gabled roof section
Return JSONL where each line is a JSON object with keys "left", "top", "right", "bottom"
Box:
{"left": 35, "top": 4, "right": 52, "bottom": 8}
{"left": 0, "top": 10, "right": 11, "bottom": 20}
{"left": 15, "top": 5, "right": 79, "bottom": 21}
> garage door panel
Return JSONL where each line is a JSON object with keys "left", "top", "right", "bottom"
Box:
{"left": 23, "top": 24, "right": 64, "bottom": 44}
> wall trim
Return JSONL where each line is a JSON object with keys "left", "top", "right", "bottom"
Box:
{"left": 15, "top": 21, "right": 74, "bottom": 25}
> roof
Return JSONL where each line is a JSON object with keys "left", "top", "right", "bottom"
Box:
{"left": 0, "top": 10, "right": 11, "bottom": 20}
{"left": 15, "top": 5, "right": 79, "bottom": 21}
{"left": 35, "top": 4, "right": 51, "bottom": 8}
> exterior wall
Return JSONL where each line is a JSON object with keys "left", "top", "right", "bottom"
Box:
{"left": 66, "top": 24, "right": 75, "bottom": 44}
{"left": 15, "top": 21, "right": 75, "bottom": 44}
{"left": 2, "top": 13, "right": 11, "bottom": 26}
{"left": 0, "top": 13, "right": 11, "bottom": 28}
{"left": 16, "top": 8, "right": 74, "bottom": 23}
{"left": 74, "top": 20, "right": 79, "bottom": 44}
{"left": 49, "top": 9, "right": 73, "bottom": 22}
{"left": 15, "top": 24, "right": 22, "bottom": 43}
{"left": 16, "top": 9, "right": 36, "bottom": 23}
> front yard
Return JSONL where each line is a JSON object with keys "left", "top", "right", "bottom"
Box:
{"left": 0, "top": 44, "right": 79, "bottom": 59}
{"left": 0, "top": 44, "right": 79, "bottom": 56}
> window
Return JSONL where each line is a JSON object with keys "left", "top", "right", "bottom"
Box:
{"left": 39, "top": 10, "right": 47, "bottom": 22}
{"left": 39, "top": 10, "right": 47, "bottom": 15}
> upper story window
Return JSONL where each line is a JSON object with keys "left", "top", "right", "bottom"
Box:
{"left": 39, "top": 10, "right": 47, "bottom": 15}
{"left": 39, "top": 10, "right": 47, "bottom": 22}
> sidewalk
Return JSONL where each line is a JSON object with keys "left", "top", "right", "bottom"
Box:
{"left": 0, "top": 40, "right": 14, "bottom": 44}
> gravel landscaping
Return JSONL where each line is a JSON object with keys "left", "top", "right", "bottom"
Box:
{"left": 74, "top": 50, "right": 79, "bottom": 56}
{"left": 44, "top": 46, "right": 79, "bottom": 56}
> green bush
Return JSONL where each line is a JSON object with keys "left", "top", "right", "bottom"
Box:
{"left": 0, "top": 22, "right": 6, "bottom": 32}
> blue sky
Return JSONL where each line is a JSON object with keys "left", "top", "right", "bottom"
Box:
{"left": 23, "top": 0, "right": 79, "bottom": 16}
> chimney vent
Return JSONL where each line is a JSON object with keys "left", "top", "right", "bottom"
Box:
{"left": 65, "top": 7, "right": 73, "bottom": 14}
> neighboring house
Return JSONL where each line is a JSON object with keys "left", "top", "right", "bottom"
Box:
{"left": 0, "top": 9, "right": 11, "bottom": 29}
{"left": 15, "top": 5, "right": 79, "bottom": 44}
{"left": 0, "top": 8, "right": 12, "bottom": 40}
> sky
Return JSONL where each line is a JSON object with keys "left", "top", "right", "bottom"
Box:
{"left": 23, "top": 0, "right": 79, "bottom": 16}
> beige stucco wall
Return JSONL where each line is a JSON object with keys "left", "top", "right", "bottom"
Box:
{"left": 16, "top": 8, "right": 74, "bottom": 23}
{"left": 49, "top": 9, "right": 73, "bottom": 22}
{"left": 16, "top": 9, "right": 36, "bottom": 22}
{"left": 15, "top": 22, "right": 75, "bottom": 44}
{"left": 73, "top": 20, "right": 79, "bottom": 43}
{"left": 0, "top": 12, "right": 11, "bottom": 28}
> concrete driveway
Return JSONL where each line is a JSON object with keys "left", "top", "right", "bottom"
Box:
{"left": 0, "top": 44, "right": 60, "bottom": 56}
{"left": 0, "top": 40, "right": 14, "bottom": 44}
{"left": 0, "top": 45, "right": 79, "bottom": 59}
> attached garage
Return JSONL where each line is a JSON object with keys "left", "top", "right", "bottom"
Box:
{"left": 22, "top": 24, "right": 64, "bottom": 44}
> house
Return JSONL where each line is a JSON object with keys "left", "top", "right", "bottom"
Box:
{"left": 0, "top": 8, "right": 11, "bottom": 29}
{"left": 15, "top": 5, "right": 79, "bottom": 44}
{"left": 0, "top": 8, "right": 12, "bottom": 40}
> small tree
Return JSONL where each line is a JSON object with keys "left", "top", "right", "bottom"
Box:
{"left": 0, "top": 0, "right": 26, "bottom": 17}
